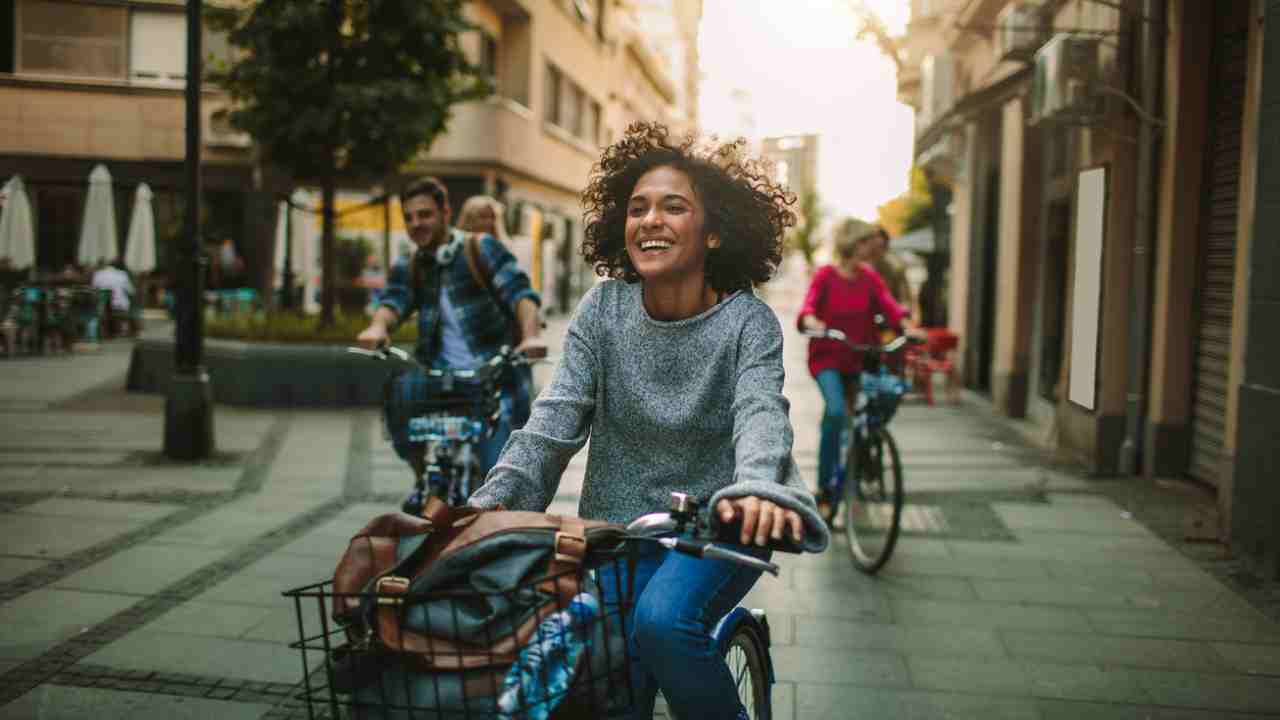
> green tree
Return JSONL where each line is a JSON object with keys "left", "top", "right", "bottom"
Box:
{"left": 209, "top": 0, "right": 490, "bottom": 325}
{"left": 876, "top": 166, "right": 934, "bottom": 237}
{"left": 787, "top": 188, "right": 825, "bottom": 270}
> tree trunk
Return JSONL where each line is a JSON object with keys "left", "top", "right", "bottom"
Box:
{"left": 320, "top": 175, "right": 336, "bottom": 327}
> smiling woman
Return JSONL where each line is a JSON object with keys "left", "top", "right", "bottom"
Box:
{"left": 469, "top": 121, "right": 827, "bottom": 720}
{"left": 580, "top": 121, "right": 795, "bottom": 313}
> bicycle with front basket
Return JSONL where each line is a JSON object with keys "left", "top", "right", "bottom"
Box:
{"left": 348, "top": 343, "right": 549, "bottom": 516}
{"left": 802, "top": 328, "right": 921, "bottom": 574}
{"left": 283, "top": 490, "right": 798, "bottom": 719}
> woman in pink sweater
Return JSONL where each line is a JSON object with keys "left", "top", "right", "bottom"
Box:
{"left": 797, "top": 222, "right": 910, "bottom": 517}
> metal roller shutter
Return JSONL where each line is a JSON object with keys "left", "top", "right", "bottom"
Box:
{"left": 1189, "top": 3, "right": 1248, "bottom": 487}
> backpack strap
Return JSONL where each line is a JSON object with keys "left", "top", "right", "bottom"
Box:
{"left": 463, "top": 233, "right": 520, "bottom": 336}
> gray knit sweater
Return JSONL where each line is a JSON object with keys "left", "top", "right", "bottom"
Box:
{"left": 469, "top": 280, "right": 830, "bottom": 553}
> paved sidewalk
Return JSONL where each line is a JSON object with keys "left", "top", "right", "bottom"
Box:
{"left": 0, "top": 284, "right": 1277, "bottom": 719}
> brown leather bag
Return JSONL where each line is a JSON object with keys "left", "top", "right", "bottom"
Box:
{"left": 331, "top": 499, "right": 625, "bottom": 674}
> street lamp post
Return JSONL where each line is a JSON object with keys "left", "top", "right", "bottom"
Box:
{"left": 164, "top": 0, "right": 215, "bottom": 459}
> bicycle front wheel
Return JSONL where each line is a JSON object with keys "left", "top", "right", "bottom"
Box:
{"left": 844, "top": 426, "right": 904, "bottom": 574}
{"left": 725, "top": 624, "right": 772, "bottom": 720}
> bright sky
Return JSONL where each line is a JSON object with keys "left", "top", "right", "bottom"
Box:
{"left": 697, "top": 0, "right": 914, "bottom": 222}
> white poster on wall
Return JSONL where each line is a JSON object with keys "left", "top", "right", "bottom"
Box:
{"left": 1068, "top": 166, "right": 1107, "bottom": 410}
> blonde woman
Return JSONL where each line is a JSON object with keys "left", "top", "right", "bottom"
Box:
{"left": 456, "top": 195, "right": 511, "bottom": 244}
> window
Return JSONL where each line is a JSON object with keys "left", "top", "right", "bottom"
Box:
{"left": 130, "top": 11, "right": 184, "bottom": 83}
{"left": 585, "top": 100, "right": 601, "bottom": 145}
{"left": 1, "top": 0, "right": 15, "bottom": 73}
{"left": 564, "top": 82, "right": 583, "bottom": 136}
{"left": 544, "top": 63, "right": 562, "bottom": 125}
{"left": 18, "top": 0, "right": 127, "bottom": 79}
{"left": 479, "top": 32, "right": 497, "bottom": 86}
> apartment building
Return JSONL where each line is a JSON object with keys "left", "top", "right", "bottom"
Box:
{"left": 0, "top": 0, "right": 250, "bottom": 278}
{"left": 897, "top": 0, "right": 1280, "bottom": 574}
{"left": 760, "top": 134, "right": 819, "bottom": 195}
{"left": 0, "top": 0, "right": 703, "bottom": 314}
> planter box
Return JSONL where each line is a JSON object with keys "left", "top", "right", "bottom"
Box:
{"left": 127, "top": 337, "right": 396, "bottom": 407}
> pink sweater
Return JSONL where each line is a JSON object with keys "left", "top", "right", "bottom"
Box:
{"left": 797, "top": 263, "right": 906, "bottom": 377}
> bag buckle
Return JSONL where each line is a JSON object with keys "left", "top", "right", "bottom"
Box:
{"left": 553, "top": 532, "right": 586, "bottom": 564}
{"left": 375, "top": 575, "right": 409, "bottom": 605}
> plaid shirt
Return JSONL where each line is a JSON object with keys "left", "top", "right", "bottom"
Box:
{"left": 381, "top": 228, "right": 540, "bottom": 427}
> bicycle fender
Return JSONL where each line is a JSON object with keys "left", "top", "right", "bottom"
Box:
{"left": 711, "top": 607, "right": 776, "bottom": 684}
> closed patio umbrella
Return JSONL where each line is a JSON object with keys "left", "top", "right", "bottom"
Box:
{"left": 124, "top": 183, "right": 156, "bottom": 274}
{"left": 78, "top": 164, "right": 118, "bottom": 267}
{"left": 0, "top": 176, "right": 36, "bottom": 270}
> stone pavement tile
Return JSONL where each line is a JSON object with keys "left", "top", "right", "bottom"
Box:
{"left": 946, "top": 535, "right": 1186, "bottom": 565}
{"left": 2, "top": 684, "right": 273, "bottom": 720}
{"left": 878, "top": 554, "right": 1052, "bottom": 580}
{"left": 151, "top": 508, "right": 299, "bottom": 549}
{"left": 797, "top": 685, "right": 1040, "bottom": 720}
{"left": 84, "top": 630, "right": 313, "bottom": 685}
{"left": 770, "top": 646, "right": 910, "bottom": 687}
{"left": 1042, "top": 560, "right": 1159, "bottom": 585}
{"left": 794, "top": 617, "right": 1006, "bottom": 659}
{"left": 0, "top": 589, "right": 137, "bottom": 661}
{"left": 0, "top": 514, "right": 144, "bottom": 558}
{"left": 866, "top": 575, "right": 978, "bottom": 602}
{"left": 992, "top": 502, "right": 1157, "bottom": 537}
{"left": 761, "top": 613, "right": 795, "bottom": 645}
{"left": 889, "top": 597, "right": 1092, "bottom": 632}
{"left": 973, "top": 578, "right": 1163, "bottom": 609}
{"left": 1130, "top": 587, "right": 1265, "bottom": 616}
{"left": 1085, "top": 607, "right": 1280, "bottom": 643}
{"left": 1146, "top": 566, "right": 1230, "bottom": 590}
{"left": 239, "top": 605, "right": 301, "bottom": 644}
{"left": 0, "top": 451, "right": 134, "bottom": 467}
{"left": 1209, "top": 641, "right": 1280, "bottom": 676}
{"left": 999, "top": 630, "right": 1231, "bottom": 672}
{"left": 238, "top": 550, "right": 340, "bottom": 584}
{"left": 742, "top": 585, "right": 892, "bottom": 623}
{"left": 907, "top": 468, "right": 1094, "bottom": 494}
{"left": 1037, "top": 700, "right": 1278, "bottom": 720}
{"left": 12, "top": 498, "right": 179, "bottom": 523}
{"left": 0, "top": 556, "right": 47, "bottom": 582}
{"left": 1131, "top": 668, "right": 1280, "bottom": 714}
{"left": 4, "top": 466, "right": 240, "bottom": 496}
{"left": 907, "top": 656, "right": 1150, "bottom": 703}
{"left": 52, "top": 544, "right": 231, "bottom": 596}
{"left": 145, "top": 601, "right": 276, "bottom": 639}
{"left": 193, "top": 571, "right": 307, "bottom": 609}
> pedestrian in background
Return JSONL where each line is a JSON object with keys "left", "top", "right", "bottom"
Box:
{"left": 797, "top": 222, "right": 911, "bottom": 518}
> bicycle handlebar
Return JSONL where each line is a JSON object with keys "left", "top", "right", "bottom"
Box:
{"left": 346, "top": 344, "right": 555, "bottom": 377}
{"left": 623, "top": 492, "right": 810, "bottom": 577}
{"left": 801, "top": 328, "right": 921, "bottom": 355}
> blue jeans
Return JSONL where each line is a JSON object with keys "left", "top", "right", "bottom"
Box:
{"left": 599, "top": 541, "right": 768, "bottom": 720}
{"left": 816, "top": 369, "right": 852, "bottom": 492}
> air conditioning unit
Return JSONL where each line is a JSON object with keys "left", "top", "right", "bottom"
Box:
{"left": 996, "top": 2, "right": 1049, "bottom": 63}
{"left": 205, "top": 109, "right": 251, "bottom": 149}
{"left": 920, "top": 53, "right": 954, "bottom": 130}
{"left": 1029, "top": 34, "right": 1102, "bottom": 126}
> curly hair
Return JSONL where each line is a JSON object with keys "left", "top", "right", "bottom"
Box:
{"left": 581, "top": 122, "right": 796, "bottom": 292}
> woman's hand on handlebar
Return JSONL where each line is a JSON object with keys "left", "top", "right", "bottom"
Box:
{"left": 800, "top": 315, "right": 827, "bottom": 334}
{"left": 513, "top": 337, "right": 549, "bottom": 360}
{"left": 357, "top": 323, "right": 390, "bottom": 350}
{"left": 715, "top": 496, "right": 804, "bottom": 547}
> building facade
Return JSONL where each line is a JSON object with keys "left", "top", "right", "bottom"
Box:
{"left": 760, "top": 134, "right": 819, "bottom": 196}
{"left": 897, "top": 0, "right": 1280, "bottom": 575}
{"left": 0, "top": 0, "right": 702, "bottom": 314}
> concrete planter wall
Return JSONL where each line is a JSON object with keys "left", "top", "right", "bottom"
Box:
{"left": 127, "top": 338, "right": 393, "bottom": 407}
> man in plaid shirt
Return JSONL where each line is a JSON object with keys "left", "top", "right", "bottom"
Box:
{"left": 358, "top": 176, "right": 545, "bottom": 494}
